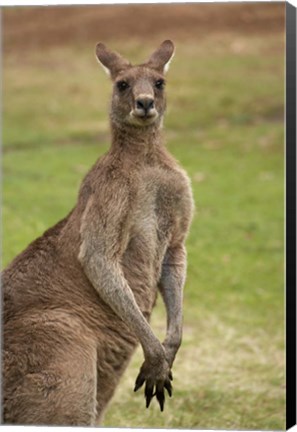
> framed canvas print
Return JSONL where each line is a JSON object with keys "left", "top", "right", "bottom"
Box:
{"left": 1, "top": 0, "right": 296, "bottom": 430}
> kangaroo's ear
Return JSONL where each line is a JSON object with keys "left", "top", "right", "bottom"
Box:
{"left": 95, "top": 43, "right": 131, "bottom": 79}
{"left": 146, "top": 40, "right": 175, "bottom": 74}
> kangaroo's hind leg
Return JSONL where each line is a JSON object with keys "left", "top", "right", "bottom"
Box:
{"left": 3, "top": 312, "right": 98, "bottom": 426}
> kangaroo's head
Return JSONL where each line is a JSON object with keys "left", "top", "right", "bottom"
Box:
{"left": 95, "top": 40, "right": 175, "bottom": 128}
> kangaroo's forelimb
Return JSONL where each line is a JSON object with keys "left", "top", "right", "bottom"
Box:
{"left": 79, "top": 188, "right": 172, "bottom": 412}
{"left": 159, "top": 244, "right": 187, "bottom": 369}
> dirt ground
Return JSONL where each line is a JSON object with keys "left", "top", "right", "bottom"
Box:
{"left": 3, "top": 2, "right": 285, "bottom": 53}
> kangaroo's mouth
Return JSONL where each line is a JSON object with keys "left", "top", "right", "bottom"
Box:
{"left": 128, "top": 110, "right": 159, "bottom": 126}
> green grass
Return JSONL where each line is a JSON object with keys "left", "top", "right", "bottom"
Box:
{"left": 2, "top": 33, "right": 285, "bottom": 429}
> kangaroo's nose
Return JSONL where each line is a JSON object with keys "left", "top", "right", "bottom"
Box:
{"left": 135, "top": 97, "right": 154, "bottom": 115}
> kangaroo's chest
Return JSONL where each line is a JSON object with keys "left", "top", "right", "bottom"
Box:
{"left": 121, "top": 166, "right": 190, "bottom": 308}
{"left": 132, "top": 167, "right": 184, "bottom": 251}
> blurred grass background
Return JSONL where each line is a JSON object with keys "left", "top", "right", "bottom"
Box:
{"left": 2, "top": 3, "right": 285, "bottom": 429}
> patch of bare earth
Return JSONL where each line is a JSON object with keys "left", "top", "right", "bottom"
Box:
{"left": 3, "top": 3, "right": 285, "bottom": 53}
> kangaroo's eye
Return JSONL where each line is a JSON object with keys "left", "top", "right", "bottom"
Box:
{"left": 155, "top": 79, "right": 165, "bottom": 90}
{"left": 117, "top": 81, "right": 129, "bottom": 91}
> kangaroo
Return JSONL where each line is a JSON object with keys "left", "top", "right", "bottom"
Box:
{"left": 2, "top": 40, "right": 194, "bottom": 426}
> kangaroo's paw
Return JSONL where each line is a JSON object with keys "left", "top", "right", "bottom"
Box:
{"left": 134, "top": 359, "right": 173, "bottom": 411}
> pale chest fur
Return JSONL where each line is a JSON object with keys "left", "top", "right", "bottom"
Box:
{"left": 121, "top": 165, "right": 193, "bottom": 315}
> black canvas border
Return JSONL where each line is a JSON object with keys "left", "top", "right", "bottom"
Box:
{"left": 286, "top": 2, "right": 297, "bottom": 430}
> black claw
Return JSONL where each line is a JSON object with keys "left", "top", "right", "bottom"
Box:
{"left": 145, "top": 380, "right": 154, "bottom": 409}
{"left": 156, "top": 381, "right": 165, "bottom": 412}
{"left": 169, "top": 370, "right": 173, "bottom": 381}
{"left": 134, "top": 373, "right": 145, "bottom": 392}
{"left": 157, "top": 393, "right": 165, "bottom": 411}
{"left": 164, "top": 379, "right": 172, "bottom": 397}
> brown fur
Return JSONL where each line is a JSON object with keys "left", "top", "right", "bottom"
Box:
{"left": 2, "top": 41, "right": 194, "bottom": 425}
